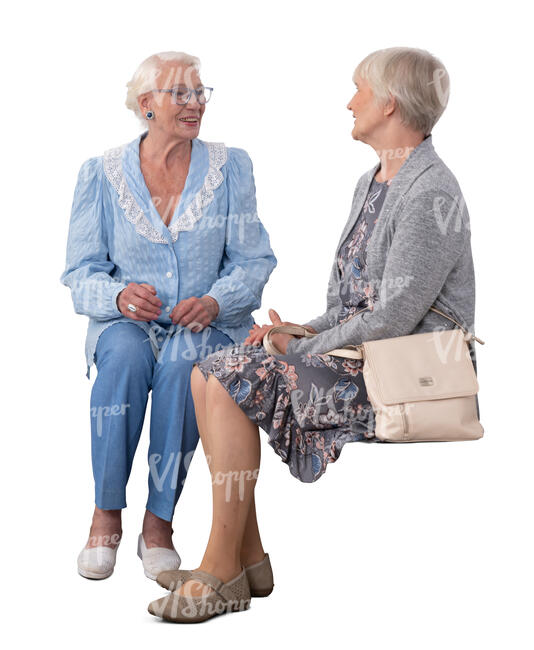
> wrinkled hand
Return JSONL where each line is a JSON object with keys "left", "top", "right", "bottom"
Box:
{"left": 116, "top": 283, "right": 162, "bottom": 321}
{"left": 243, "top": 309, "right": 317, "bottom": 354}
{"left": 170, "top": 295, "right": 219, "bottom": 332}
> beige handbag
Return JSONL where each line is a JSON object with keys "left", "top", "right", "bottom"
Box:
{"left": 263, "top": 306, "right": 485, "bottom": 442}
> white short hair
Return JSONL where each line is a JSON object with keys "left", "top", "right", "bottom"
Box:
{"left": 354, "top": 47, "right": 450, "bottom": 136}
{"left": 125, "top": 51, "right": 201, "bottom": 124}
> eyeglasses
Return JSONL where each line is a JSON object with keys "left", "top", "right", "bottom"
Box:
{"left": 150, "top": 85, "right": 213, "bottom": 105}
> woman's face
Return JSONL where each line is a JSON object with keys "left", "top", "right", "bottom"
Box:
{"left": 347, "top": 75, "right": 387, "bottom": 142}
{"left": 139, "top": 61, "right": 206, "bottom": 140}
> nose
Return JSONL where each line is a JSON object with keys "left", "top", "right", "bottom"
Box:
{"left": 347, "top": 94, "right": 358, "bottom": 114}
{"left": 187, "top": 91, "right": 201, "bottom": 108}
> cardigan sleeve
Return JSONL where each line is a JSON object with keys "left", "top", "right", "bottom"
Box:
{"left": 286, "top": 188, "right": 469, "bottom": 355}
{"left": 59, "top": 157, "right": 128, "bottom": 320}
{"left": 206, "top": 148, "right": 277, "bottom": 326}
{"left": 302, "top": 308, "right": 338, "bottom": 334}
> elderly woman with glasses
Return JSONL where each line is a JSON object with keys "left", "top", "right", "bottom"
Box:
{"left": 148, "top": 47, "right": 481, "bottom": 622}
{"left": 60, "top": 51, "right": 277, "bottom": 581}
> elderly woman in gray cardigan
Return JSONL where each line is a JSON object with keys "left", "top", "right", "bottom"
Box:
{"left": 148, "top": 47, "right": 480, "bottom": 622}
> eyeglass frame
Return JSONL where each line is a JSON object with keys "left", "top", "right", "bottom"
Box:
{"left": 149, "top": 85, "right": 214, "bottom": 105}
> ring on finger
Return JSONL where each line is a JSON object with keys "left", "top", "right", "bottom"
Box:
{"left": 127, "top": 303, "right": 137, "bottom": 313}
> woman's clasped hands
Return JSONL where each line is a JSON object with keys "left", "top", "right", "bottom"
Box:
{"left": 117, "top": 282, "right": 219, "bottom": 332}
{"left": 243, "top": 308, "right": 317, "bottom": 354}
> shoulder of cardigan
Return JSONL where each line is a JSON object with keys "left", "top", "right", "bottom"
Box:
{"left": 364, "top": 134, "right": 439, "bottom": 196}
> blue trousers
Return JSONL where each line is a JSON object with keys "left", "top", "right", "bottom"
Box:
{"left": 90, "top": 321, "right": 233, "bottom": 521}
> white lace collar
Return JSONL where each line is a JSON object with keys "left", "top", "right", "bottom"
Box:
{"left": 103, "top": 136, "right": 227, "bottom": 244}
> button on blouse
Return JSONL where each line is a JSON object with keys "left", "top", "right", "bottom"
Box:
{"left": 60, "top": 131, "right": 277, "bottom": 379}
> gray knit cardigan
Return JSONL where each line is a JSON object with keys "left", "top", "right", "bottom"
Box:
{"left": 286, "top": 134, "right": 479, "bottom": 366}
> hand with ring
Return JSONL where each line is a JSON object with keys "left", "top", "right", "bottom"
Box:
{"left": 116, "top": 282, "right": 162, "bottom": 321}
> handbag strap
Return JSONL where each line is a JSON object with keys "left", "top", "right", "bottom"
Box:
{"left": 264, "top": 324, "right": 365, "bottom": 358}
{"left": 263, "top": 305, "right": 485, "bottom": 357}
{"left": 428, "top": 306, "right": 485, "bottom": 345}
{"left": 263, "top": 324, "right": 314, "bottom": 355}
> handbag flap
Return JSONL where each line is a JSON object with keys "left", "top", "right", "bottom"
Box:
{"left": 362, "top": 328, "right": 479, "bottom": 405}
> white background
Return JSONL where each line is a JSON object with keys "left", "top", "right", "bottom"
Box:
{"left": 2, "top": 0, "right": 533, "bottom": 647}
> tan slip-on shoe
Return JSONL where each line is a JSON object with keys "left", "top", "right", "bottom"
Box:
{"left": 156, "top": 552, "right": 274, "bottom": 597}
{"left": 148, "top": 567, "right": 251, "bottom": 623}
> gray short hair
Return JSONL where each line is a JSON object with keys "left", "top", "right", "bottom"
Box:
{"left": 125, "top": 51, "right": 201, "bottom": 124}
{"left": 354, "top": 47, "right": 450, "bottom": 136}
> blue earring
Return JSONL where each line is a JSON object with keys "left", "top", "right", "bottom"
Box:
{"left": 146, "top": 110, "right": 154, "bottom": 120}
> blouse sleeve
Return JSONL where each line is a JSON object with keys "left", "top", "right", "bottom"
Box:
{"left": 206, "top": 147, "right": 277, "bottom": 326}
{"left": 286, "top": 188, "right": 469, "bottom": 355}
{"left": 59, "top": 156, "right": 128, "bottom": 320}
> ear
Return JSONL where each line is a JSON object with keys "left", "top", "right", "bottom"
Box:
{"left": 137, "top": 92, "right": 151, "bottom": 114}
{"left": 383, "top": 93, "right": 396, "bottom": 118}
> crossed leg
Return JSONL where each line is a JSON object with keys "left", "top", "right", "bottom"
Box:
{"left": 173, "top": 365, "right": 266, "bottom": 597}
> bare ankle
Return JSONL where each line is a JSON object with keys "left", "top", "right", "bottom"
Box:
{"left": 240, "top": 548, "right": 266, "bottom": 567}
{"left": 142, "top": 510, "right": 174, "bottom": 549}
{"left": 199, "top": 558, "right": 243, "bottom": 584}
{"left": 87, "top": 508, "right": 122, "bottom": 548}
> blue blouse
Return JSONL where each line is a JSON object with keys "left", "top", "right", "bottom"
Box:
{"left": 60, "top": 130, "right": 277, "bottom": 379}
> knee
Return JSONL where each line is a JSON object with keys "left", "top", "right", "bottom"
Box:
{"left": 95, "top": 323, "right": 154, "bottom": 374}
{"left": 155, "top": 332, "right": 207, "bottom": 380}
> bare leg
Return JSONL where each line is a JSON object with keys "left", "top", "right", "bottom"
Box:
{"left": 175, "top": 367, "right": 262, "bottom": 597}
{"left": 240, "top": 497, "right": 265, "bottom": 566}
{"left": 191, "top": 366, "right": 266, "bottom": 565}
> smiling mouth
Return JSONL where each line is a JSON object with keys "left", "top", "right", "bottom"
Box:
{"left": 179, "top": 117, "right": 199, "bottom": 124}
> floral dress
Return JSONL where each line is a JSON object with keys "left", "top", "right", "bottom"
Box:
{"left": 194, "top": 177, "right": 390, "bottom": 483}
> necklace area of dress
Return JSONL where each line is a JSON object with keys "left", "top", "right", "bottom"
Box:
{"left": 374, "top": 176, "right": 392, "bottom": 186}
{"left": 374, "top": 164, "right": 395, "bottom": 185}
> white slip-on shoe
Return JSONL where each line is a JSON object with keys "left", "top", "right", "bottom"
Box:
{"left": 137, "top": 533, "right": 181, "bottom": 580}
{"left": 77, "top": 542, "right": 120, "bottom": 580}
